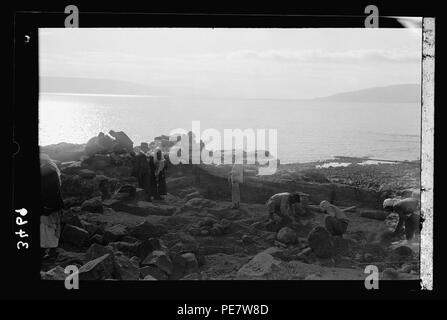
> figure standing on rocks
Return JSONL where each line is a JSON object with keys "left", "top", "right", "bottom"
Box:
{"left": 383, "top": 197, "right": 420, "bottom": 240}
{"left": 154, "top": 148, "right": 167, "bottom": 200}
{"left": 109, "top": 130, "right": 134, "bottom": 153}
{"left": 40, "top": 153, "right": 64, "bottom": 259}
{"left": 85, "top": 132, "right": 115, "bottom": 156}
{"left": 229, "top": 163, "right": 244, "bottom": 209}
{"left": 267, "top": 192, "right": 301, "bottom": 223}
{"left": 140, "top": 142, "right": 149, "bottom": 154}
{"left": 320, "top": 200, "right": 349, "bottom": 237}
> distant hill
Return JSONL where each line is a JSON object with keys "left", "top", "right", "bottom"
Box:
{"left": 40, "top": 76, "right": 163, "bottom": 96}
{"left": 311, "top": 84, "right": 421, "bottom": 103}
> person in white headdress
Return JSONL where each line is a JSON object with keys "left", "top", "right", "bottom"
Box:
{"left": 40, "top": 153, "right": 64, "bottom": 258}
{"left": 229, "top": 160, "right": 244, "bottom": 209}
{"left": 320, "top": 200, "right": 350, "bottom": 237}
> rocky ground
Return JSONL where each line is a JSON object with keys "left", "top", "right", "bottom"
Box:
{"left": 40, "top": 142, "right": 421, "bottom": 281}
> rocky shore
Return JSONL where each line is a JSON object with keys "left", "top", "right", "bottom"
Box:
{"left": 40, "top": 136, "right": 421, "bottom": 281}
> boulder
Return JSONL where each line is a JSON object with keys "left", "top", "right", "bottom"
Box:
{"left": 307, "top": 226, "right": 334, "bottom": 258}
{"left": 381, "top": 268, "right": 400, "bottom": 280}
{"left": 141, "top": 250, "right": 173, "bottom": 275}
{"left": 40, "top": 143, "right": 85, "bottom": 162}
{"left": 241, "top": 234, "right": 256, "bottom": 245}
{"left": 82, "top": 154, "right": 113, "bottom": 170}
{"left": 81, "top": 197, "right": 103, "bottom": 213}
{"left": 61, "top": 174, "right": 117, "bottom": 201}
{"left": 185, "top": 198, "right": 215, "bottom": 209}
{"left": 119, "top": 201, "right": 177, "bottom": 217}
{"left": 60, "top": 224, "right": 90, "bottom": 247}
{"left": 143, "top": 275, "right": 157, "bottom": 280}
{"left": 61, "top": 161, "right": 84, "bottom": 175}
{"left": 261, "top": 247, "right": 285, "bottom": 260}
{"left": 136, "top": 239, "right": 160, "bottom": 261}
{"left": 180, "top": 273, "right": 202, "bottom": 280}
{"left": 61, "top": 212, "right": 84, "bottom": 229}
{"left": 360, "top": 209, "right": 389, "bottom": 221}
{"left": 332, "top": 236, "right": 353, "bottom": 256}
{"left": 53, "top": 248, "right": 85, "bottom": 267}
{"left": 362, "top": 243, "right": 388, "bottom": 258}
{"left": 276, "top": 227, "right": 297, "bottom": 244}
{"left": 304, "top": 274, "right": 323, "bottom": 280}
{"left": 171, "top": 253, "right": 199, "bottom": 280}
{"left": 63, "top": 197, "right": 84, "bottom": 208}
{"left": 185, "top": 191, "right": 202, "bottom": 201}
{"left": 389, "top": 246, "right": 414, "bottom": 262}
{"left": 139, "top": 266, "right": 168, "bottom": 280}
{"left": 103, "top": 224, "right": 128, "bottom": 243}
{"left": 127, "top": 221, "right": 167, "bottom": 240}
{"left": 113, "top": 184, "right": 137, "bottom": 200}
{"left": 385, "top": 213, "right": 400, "bottom": 231}
{"left": 88, "top": 234, "right": 106, "bottom": 246}
{"left": 78, "top": 253, "right": 116, "bottom": 280}
{"left": 81, "top": 221, "right": 102, "bottom": 236}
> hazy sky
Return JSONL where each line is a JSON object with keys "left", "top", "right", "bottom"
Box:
{"left": 39, "top": 27, "right": 422, "bottom": 99}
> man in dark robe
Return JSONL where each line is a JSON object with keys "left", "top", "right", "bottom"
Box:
{"left": 154, "top": 149, "right": 168, "bottom": 200}
{"left": 131, "top": 152, "right": 153, "bottom": 200}
{"left": 40, "top": 154, "right": 64, "bottom": 259}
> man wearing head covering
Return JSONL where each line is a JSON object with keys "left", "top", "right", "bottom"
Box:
{"left": 140, "top": 142, "right": 149, "bottom": 154}
{"left": 229, "top": 163, "right": 244, "bottom": 209}
{"left": 109, "top": 130, "right": 134, "bottom": 153}
{"left": 267, "top": 192, "right": 301, "bottom": 222}
{"left": 40, "top": 153, "right": 64, "bottom": 258}
{"left": 383, "top": 197, "right": 420, "bottom": 240}
{"left": 320, "top": 200, "right": 350, "bottom": 237}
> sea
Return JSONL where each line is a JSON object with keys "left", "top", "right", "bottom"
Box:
{"left": 39, "top": 93, "right": 421, "bottom": 164}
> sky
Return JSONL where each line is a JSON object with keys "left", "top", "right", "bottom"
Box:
{"left": 39, "top": 26, "right": 422, "bottom": 99}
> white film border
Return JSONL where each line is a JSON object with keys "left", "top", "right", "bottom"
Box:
{"left": 421, "top": 17, "right": 434, "bottom": 290}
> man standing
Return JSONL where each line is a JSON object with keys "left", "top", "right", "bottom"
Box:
{"left": 320, "top": 200, "right": 350, "bottom": 237}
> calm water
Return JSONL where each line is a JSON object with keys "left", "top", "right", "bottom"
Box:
{"left": 39, "top": 93, "right": 421, "bottom": 163}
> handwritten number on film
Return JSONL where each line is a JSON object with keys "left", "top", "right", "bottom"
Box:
{"left": 63, "top": 5, "right": 378, "bottom": 29}
{"left": 65, "top": 5, "right": 79, "bottom": 28}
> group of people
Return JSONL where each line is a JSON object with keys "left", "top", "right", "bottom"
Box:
{"left": 85, "top": 130, "right": 134, "bottom": 156}
{"left": 131, "top": 146, "right": 168, "bottom": 201}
